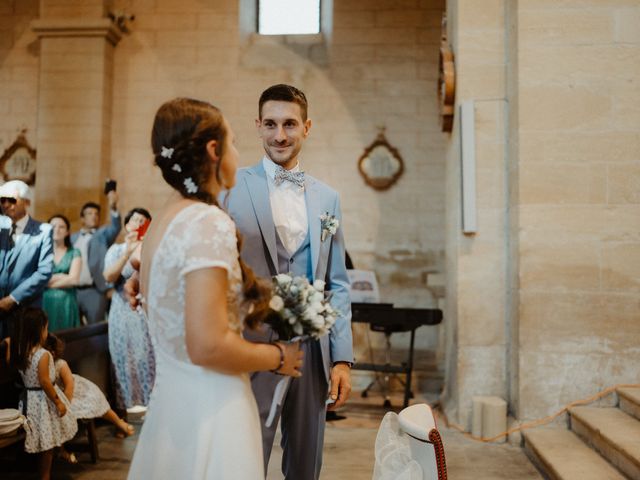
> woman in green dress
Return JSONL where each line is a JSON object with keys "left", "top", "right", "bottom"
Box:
{"left": 43, "top": 214, "right": 82, "bottom": 331}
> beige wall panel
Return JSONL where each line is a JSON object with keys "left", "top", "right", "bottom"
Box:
{"left": 518, "top": 349, "right": 639, "bottom": 420}
{"left": 520, "top": 205, "right": 640, "bottom": 244}
{"left": 519, "top": 243, "right": 601, "bottom": 292}
{"left": 608, "top": 164, "right": 640, "bottom": 204}
{"left": 40, "top": 0, "right": 105, "bottom": 18}
{"left": 520, "top": 45, "right": 640, "bottom": 88}
{"left": 601, "top": 243, "right": 640, "bottom": 292}
{"left": 456, "top": 0, "right": 504, "bottom": 30}
{"left": 519, "top": 85, "right": 612, "bottom": 131}
{"left": 519, "top": 163, "right": 607, "bottom": 205}
{"left": 519, "top": 291, "right": 640, "bottom": 352}
{"left": 518, "top": 7, "right": 613, "bottom": 45}
{"left": 612, "top": 83, "right": 640, "bottom": 130}
{"left": 456, "top": 345, "right": 507, "bottom": 429}
{"left": 519, "top": 131, "right": 640, "bottom": 164}
{"left": 614, "top": 7, "right": 640, "bottom": 43}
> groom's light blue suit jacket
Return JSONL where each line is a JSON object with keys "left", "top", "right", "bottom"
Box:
{"left": 223, "top": 162, "right": 354, "bottom": 380}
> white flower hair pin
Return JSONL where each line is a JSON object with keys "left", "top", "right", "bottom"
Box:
{"left": 183, "top": 177, "right": 198, "bottom": 194}
{"left": 172, "top": 163, "right": 182, "bottom": 172}
{"left": 161, "top": 146, "right": 174, "bottom": 159}
{"left": 320, "top": 212, "right": 339, "bottom": 241}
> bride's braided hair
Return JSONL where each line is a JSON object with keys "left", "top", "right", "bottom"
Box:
{"left": 151, "top": 97, "right": 271, "bottom": 328}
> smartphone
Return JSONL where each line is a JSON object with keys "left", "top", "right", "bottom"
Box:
{"left": 104, "top": 179, "right": 117, "bottom": 195}
{"left": 136, "top": 219, "right": 150, "bottom": 241}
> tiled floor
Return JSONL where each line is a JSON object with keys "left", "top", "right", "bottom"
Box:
{"left": 0, "top": 392, "right": 542, "bottom": 479}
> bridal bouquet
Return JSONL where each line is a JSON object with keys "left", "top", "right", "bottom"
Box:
{"left": 264, "top": 273, "right": 338, "bottom": 427}
{"left": 266, "top": 273, "right": 337, "bottom": 341}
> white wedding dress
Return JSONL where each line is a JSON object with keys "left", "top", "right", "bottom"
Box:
{"left": 128, "top": 203, "right": 264, "bottom": 479}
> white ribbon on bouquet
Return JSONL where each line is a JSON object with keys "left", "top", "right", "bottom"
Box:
{"left": 265, "top": 336, "right": 305, "bottom": 428}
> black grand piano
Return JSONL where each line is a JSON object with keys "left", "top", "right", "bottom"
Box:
{"left": 351, "top": 303, "right": 443, "bottom": 408}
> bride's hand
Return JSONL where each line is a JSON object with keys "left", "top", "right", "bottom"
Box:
{"left": 274, "top": 342, "right": 304, "bottom": 377}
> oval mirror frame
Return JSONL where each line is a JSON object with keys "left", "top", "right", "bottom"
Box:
{"left": 357, "top": 130, "right": 404, "bottom": 191}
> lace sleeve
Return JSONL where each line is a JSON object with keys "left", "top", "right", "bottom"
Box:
{"left": 179, "top": 205, "right": 239, "bottom": 278}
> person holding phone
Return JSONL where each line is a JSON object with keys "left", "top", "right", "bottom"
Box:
{"left": 103, "top": 208, "right": 155, "bottom": 414}
{"left": 71, "top": 185, "right": 121, "bottom": 324}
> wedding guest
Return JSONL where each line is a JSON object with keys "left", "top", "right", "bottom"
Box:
{"left": 128, "top": 97, "right": 303, "bottom": 479}
{"left": 0, "top": 180, "right": 54, "bottom": 337}
{"left": 71, "top": 192, "right": 121, "bottom": 324}
{"left": 10, "top": 308, "right": 77, "bottom": 480}
{"left": 42, "top": 215, "right": 81, "bottom": 332}
{"left": 103, "top": 208, "right": 155, "bottom": 412}
{"left": 223, "top": 84, "right": 353, "bottom": 479}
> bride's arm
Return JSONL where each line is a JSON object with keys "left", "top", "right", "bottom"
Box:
{"left": 184, "top": 267, "right": 303, "bottom": 376}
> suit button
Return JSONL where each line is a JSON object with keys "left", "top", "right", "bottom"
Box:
{"left": 289, "top": 258, "right": 294, "bottom": 263}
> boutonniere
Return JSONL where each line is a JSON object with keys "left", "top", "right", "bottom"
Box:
{"left": 320, "top": 212, "right": 339, "bottom": 241}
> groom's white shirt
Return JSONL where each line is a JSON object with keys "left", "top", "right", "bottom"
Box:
{"left": 263, "top": 156, "right": 308, "bottom": 255}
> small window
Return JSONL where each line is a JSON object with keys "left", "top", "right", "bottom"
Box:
{"left": 258, "top": 0, "right": 321, "bottom": 35}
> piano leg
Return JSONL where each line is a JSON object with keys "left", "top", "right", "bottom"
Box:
{"left": 359, "top": 332, "right": 394, "bottom": 408}
{"left": 383, "top": 332, "right": 392, "bottom": 408}
{"left": 403, "top": 328, "right": 417, "bottom": 408}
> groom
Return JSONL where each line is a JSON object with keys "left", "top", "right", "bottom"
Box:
{"left": 224, "top": 84, "right": 354, "bottom": 479}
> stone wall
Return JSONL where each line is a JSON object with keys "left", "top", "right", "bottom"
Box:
{"left": 442, "top": 0, "right": 509, "bottom": 428}
{"left": 444, "top": 0, "right": 640, "bottom": 428}
{"left": 513, "top": 0, "right": 640, "bottom": 420}
{"left": 0, "top": 0, "right": 40, "bottom": 202}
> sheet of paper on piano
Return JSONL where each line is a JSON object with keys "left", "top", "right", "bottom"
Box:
{"left": 347, "top": 270, "right": 380, "bottom": 303}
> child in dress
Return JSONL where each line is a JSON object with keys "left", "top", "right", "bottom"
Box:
{"left": 44, "top": 334, "right": 134, "bottom": 441}
{"left": 9, "top": 308, "right": 77, "bottom": 480}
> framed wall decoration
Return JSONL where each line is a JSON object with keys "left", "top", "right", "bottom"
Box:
{"left": 0, "top": 130, "right": 37, "bottom": 185}
{"left": 357, "top": 128, "right": 404, "bottom": 191}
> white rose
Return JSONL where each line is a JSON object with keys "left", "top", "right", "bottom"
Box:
{"left": 312, "top": 315, "right": 325, "bottom": 329}
{"left": 302, "top": 308, "right": 316, "bottom": 321}
{"left": 313, "top": 279, "right": 325, "bottom": 291}
{"left": 269, "top": 295, "right": 284, "bottom": 311}
{"left": 275, "top": 273, "right": 292, "bottom": 285}
{"left": 293, "top": 323, "right": 303, "bottom": 335}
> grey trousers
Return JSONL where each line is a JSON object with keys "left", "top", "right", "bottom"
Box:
{"left": 77, "top": 287, "right": 107, "bottom": 324}
{"left": 251, "top": 339, "right": 329, "bottom": 480}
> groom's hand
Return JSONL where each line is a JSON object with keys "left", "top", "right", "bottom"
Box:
{"left": 328, "top": 362, "right": 352, "bottom": 410}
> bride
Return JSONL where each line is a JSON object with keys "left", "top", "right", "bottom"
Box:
{"left": 128, "top": 98, "right": 303, "bottom": 479}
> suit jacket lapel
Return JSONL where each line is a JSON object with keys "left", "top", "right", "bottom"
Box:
{"left": 245, "top": 164, "right": 279, "bottom": 273}
{"left": 305, "top": 177, "right": 321, "bottom": 279}
{"left": 6, "top": 217, "right": 35, "bottom": 268}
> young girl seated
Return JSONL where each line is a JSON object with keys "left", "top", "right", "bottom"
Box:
{"left": 10, "top": 308, "right": 77, "bottom": 480}
{"left": 44, "top": 333, "right": 135, "bottom": 440}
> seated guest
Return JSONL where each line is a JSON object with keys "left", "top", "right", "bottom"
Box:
{"left": 71, "top": 191, "right": 121, "bottom": 324}
{"left": 42, "top": 215, "right": 82, "bottom": 332}
{"left": 45, "top": 334, "right": 134, "bottom": 443}
{"left": 103, "top": 208, "right": 155, "bottom": 413}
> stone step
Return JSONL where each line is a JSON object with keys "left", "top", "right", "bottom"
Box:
{"left": 570, "top": 406, "right": 640, "bottom": 480}
{"left": 618, "top": 387, "right": 640, "bottom": 422}
{"left": 523, "top": 427, "right": 626, "bottom": 480}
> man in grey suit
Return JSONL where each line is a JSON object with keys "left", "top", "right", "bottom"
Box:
{"left": 71, "top": 192, "right": 121, "bottom": 324}
{"left": 0, "top": 180, "right": 53, "bottom": 337}
{"left": 224, "top": 84, "right": 354, "bottom": 479}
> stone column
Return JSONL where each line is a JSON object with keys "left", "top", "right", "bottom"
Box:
{"left": 442, "top": 0, "right": 509, "bottom": 429}
{"left": 31, "top": 3, "right": 121, "bottom": 224}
